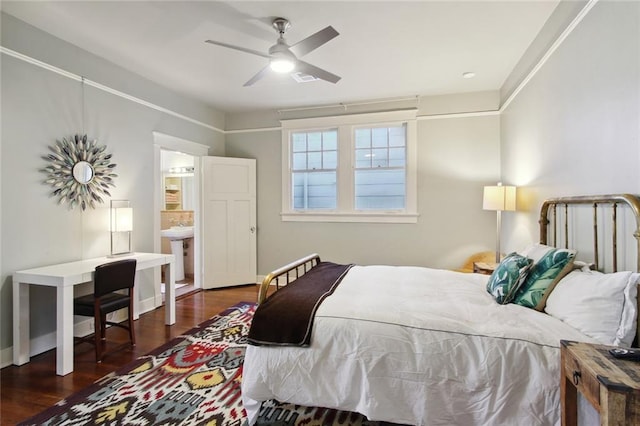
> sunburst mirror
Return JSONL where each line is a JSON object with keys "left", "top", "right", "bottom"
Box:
{"left": 42, "top": 134, "right": 118, "bottom": 210}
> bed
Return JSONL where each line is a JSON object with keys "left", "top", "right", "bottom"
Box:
{"left": 242, "top": 194, "right": 640, "bottom": 425}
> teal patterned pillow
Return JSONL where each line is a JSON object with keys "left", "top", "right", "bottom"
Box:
{"left": 513, "top": 248, "right": 576, "bottom": 310}
{"left": 486, "top": 253, "right": 533, "bottom": 304}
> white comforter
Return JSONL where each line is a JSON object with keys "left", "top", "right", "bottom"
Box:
{"left": 242, "top": 265, "right": 595, "bottom": 425}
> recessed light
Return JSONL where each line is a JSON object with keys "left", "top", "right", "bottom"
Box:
{"left": 462, "top": 72, "right": 476, "bottom": 79}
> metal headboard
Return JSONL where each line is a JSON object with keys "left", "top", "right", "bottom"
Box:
{"left": 539, "top": 194, "right": 640, "bottom": 347}
{"left": 539, "top": 194, "right": 640, "bottom": 272}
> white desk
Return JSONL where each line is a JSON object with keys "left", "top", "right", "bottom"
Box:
{"left": 13, "top": 252, "right": 175, "bottom": 376}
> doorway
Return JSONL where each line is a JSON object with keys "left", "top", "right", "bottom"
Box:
{"left": 160, "top": 150, "right": 196, "bottom": 298}
{"left": 152, "top": 132, "right": 209, "bottom": 308}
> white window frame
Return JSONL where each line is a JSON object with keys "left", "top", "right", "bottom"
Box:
{"left": 281, "top": 110, "right": 418, "bottom": 223}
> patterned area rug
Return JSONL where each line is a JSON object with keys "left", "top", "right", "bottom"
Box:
{"left": 20, "top": 302, "right": 386, "bottom": 426}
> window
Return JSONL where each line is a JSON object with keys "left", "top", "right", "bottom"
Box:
{"left": 281, "top": 110, "right": 418, "bottom": 223}
{"left": 354, "top": 125, "right": 406, "bottom": 210}
{"left": 291, "top": 130, "right": 338, "bottom": 209}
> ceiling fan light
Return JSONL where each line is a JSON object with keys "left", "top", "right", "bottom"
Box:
{"left": 270, "top": 58, "right": 295, "bottom": 73}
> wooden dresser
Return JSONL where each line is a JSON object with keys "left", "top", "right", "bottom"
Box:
{"left": 561, "top": 340, "right": 640, "bottom": 425}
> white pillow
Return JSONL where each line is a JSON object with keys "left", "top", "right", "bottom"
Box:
{"left": 545, "top": 270, "right": 639, "bottom": 346}
{"left": 572, "top": 260, "right": 595, "bottom": 272}
{"left": 519, "top": 243, "right": 557, "bottom": 263}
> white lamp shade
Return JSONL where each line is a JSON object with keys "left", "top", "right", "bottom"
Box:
{"left": 483, "top": 185, "right": 516, "bottom": 211}
{"left": 112, "top": 207, "right": 133, "bottom": 232}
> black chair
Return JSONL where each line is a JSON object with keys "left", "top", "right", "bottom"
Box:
{"left": 74, "top": 259, "right": 137, "bottom": 362}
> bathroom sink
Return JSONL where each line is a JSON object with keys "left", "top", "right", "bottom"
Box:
{"left": 161, "top": 226, "right": 193, "bottom": 282}
{"left": 160, "top": 226, "right": 194, "bottom": 241}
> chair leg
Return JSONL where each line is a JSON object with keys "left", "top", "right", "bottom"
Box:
{"left": 93, "top": 302, "right": 103, "bottom": 363}
{"left": 100, "top": 314, "right": 107, "bottom": 341}
{"left": 128, "top": 303, "right": 136, "bottom": 347}
{"left": 94, "top": 317, "right": 102, "bottom": 363}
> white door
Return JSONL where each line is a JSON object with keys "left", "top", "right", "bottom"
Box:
{"left": 202, "top": 156, "right": 257, "bottom": 288}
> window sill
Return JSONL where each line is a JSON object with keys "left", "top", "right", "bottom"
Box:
{"left": 281, "top": 212, "right": 419, "bottom": 223}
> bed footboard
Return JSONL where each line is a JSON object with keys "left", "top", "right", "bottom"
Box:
{"left": 257, "top": 253, "right": 321, "bottom": 304}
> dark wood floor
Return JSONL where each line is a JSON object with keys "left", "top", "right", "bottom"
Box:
{"left": 0, "top": 284, "right": 260, "bottom": 425}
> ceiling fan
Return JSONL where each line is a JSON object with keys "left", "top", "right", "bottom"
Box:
{"left": 206, "top": 17, "right": 341, "bottom": 87}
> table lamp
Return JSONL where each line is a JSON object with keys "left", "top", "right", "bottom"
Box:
{"left": 110, "top": 200, "right": 133, "bottom": 256}
{"left": 483, "top": 183, "right": 516, "bottom": 263}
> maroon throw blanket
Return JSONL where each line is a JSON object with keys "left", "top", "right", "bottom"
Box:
{"left": 248, "top": 262, "right": 353, "bottom": 346}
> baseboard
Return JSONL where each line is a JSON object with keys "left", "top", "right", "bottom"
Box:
{"left": 137, "top": 295, "right": 159, "bottom": 317}
{"left": 0, "top": 347, "right": 14, "bottom": 369}
{"left": 0, "top": 295, "right": 156, "bottom": 369}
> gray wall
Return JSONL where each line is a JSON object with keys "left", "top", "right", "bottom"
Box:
{"left": 226, "top": 96, "right": 501, "bottom": 274}
{"left": 0, "top": 13, "right": 225, "bottom": 358}
{"left": 500, "top": 0, "right": 640, "bottom": 253}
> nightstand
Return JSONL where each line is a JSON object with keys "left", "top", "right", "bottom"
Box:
{"left": 560, "top": 340, "right": 640, "bottom": 425}
{"left": 473, "top": 261, "right": 497, "bottom": 275}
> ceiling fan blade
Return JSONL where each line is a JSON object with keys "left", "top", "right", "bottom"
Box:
{"left": 205, "top": 40, "right": 270, "bottom": 59}
{"left": 296, "top": 60, "right": 341, "bottom": 84}
{"left": 243, "top": 65, "right": 271, "bottom": 87}
{"left": 289, "top": 26, "right": 339, "bottom": 57}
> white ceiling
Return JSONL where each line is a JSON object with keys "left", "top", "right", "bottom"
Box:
{"left": 2, "top": 1, "right": 560, "bottom": 113}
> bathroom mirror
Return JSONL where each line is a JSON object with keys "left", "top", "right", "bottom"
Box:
{"left": 42, "top": 134, "right": 118, "bottom": 210}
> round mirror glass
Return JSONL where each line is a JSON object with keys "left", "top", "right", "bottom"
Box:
{"left": 72, "top": 161, "right": 94, "bottom": 184}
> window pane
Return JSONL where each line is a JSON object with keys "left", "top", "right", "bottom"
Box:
{"left": 323, "top": 131, "right": 337, "bottom": 150}
{"left": 307, "top": 132, "right": 322, "bottom": 151}
{"left": 355, "top": 149, "right": 371, "bottom": 168}
{"left": 323, "top": 150, "right": 337, "bottom": 169}
{"left": 292, "top": 129, "right": 338, "bottom": 174}
{"left": 372, "top": 128, "right": 388, "bottom": 148}
{"left": 355, "top": 128, "right": 371, "bottom": 149}
{"left": 389, "top": 147, "right": 406, "bottom": 167}
{"left": 292, "top": 133, "right": 307, "bottom": 152}
{"left": 292, "top": 171, "right": 336, "bottom": 210}
{"left": 292, "top": 152, "right": 307, "bottom": 170}
{"left": 307, "top": 152, "right": 322, "bottom": 170}
{"left": 372, "top": 148, "right": 388, "bottom": 167}
{"left": 389, "top": 126, "right": 406, "bottom": 147}
{"left": 355, "top": 169, "right": 405, "bottom": 210}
